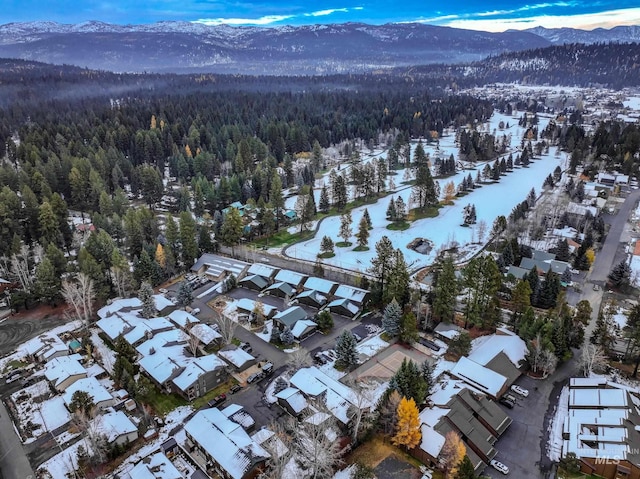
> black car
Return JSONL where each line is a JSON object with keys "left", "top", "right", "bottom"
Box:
{"left": 499, "top": 395, "right": 516, "bottom": 409}
{"left": 229, "top": 384, "right": 242, "bottom": 394}
{"left": 419, "top": 338, "right": 441, "bottom": 352}
{"left": 208, "top": 394, "right": 226, "bottom": 408}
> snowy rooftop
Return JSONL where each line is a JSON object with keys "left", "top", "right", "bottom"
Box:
{"left": 191, "top": 254, "right": 249, "bottom": 278}
{"left": 433, "top": 322, "right": 464, "bottom": 340}
{"left": 327, "top": 298, "right": 359, "bottom": 315}
{"left": 449, "top": 357, "right": 508, "bottom": 397}
{"left": 189, "top": 323, "right": 222, "bottom": 345}
{"left": 184, "top": 408, "right": 269, "bottom": 479}
{"left": 167, "top": 309, "right": 200, "bottom": 329}
{"left": 44, "top": 356, "right": 87, "bottom": 389}
{"left": 247, "top": 263, "right": 279, "bottom": 279}
{"left": 123, "top": 317, "right": 174, "bottom": 345}
{"left": 469, "top": 329, "right": 527, "bottom": 368}
{"left": 218, "top": 347, "right": 255, "bottom": 368}
{"left": 98, "top": 298, "right": 142, "bottom": 319}
{"left": 128, "top": 452, "right": 182, "bottom": 479}
{"left": 153, "top": 294, "right": 174, "bottom": 312}
{"left": 276, "top": 387, "right": 309, "bottom": 414}
{"left": 172, "top": 354, "right": 226, "bottom": 392}
{"left": 251, "top": 427, "right": 289, "bottom": 459}
{"left": 333, "top": 284, "right": 368, "bottom": 304}
{"left": 63, "top": 377, "right": 113, "bottom": 408}
{"left": 21, "top": 332, "right": 68, "bottom": 359}
{"left": 569, "top": 388, "right": 628, "bottom": 408}
{"left": 139, "top": 353, "right": 183, "bottom": 385}
{"left": 274, "top": 269, "right": 308, "bottom": 287}
{"left": 136, "top": 329, "right": 186, "bottom": 357}
{"left": 222, "top": 403, "right": 256, "bottom": 429}
{"left": 302, "top": 277, "right": 338, "bottom": 295}
{"left": 94, "top": 410, "right": 137, "bottom": 443}
{"left": 236, "top": 298, "right": 278, "bottom": 316}
{"left": 291, "top": 319, "right": 317, "bottom": 339}
{"left": 419, "top": 407, "right": 449, "bottom": 458}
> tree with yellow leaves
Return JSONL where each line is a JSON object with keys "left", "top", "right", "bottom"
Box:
{"left": 155, "top": 243, "right": 166, "bottom": 268}
{"left": 443, "top": 181, "right": 456, "bottom": 204}
{"left": 392, "top": 396, "right": 421, "bottom": 450}
{"left": 150, "top": 114, "right": 157, "bottom": 129}
{"left": 585, "top": 248, "right": 595, "bottom": 266}
{"left": 440, "top": 431, "right": 466, "bottom": 478}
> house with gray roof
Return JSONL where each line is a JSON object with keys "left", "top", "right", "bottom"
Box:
{"left": 191, "top": 254, "right": 249, "bottom": 282}
{"left": 272, "top": 306, "right": 307, "bottom": 333}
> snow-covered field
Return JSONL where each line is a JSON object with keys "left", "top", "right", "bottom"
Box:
{"left": 288, "top": 111, "right": 563, "bottom": 272}
{"left": 546, "top": 385, "right": 569, "bottom": 461}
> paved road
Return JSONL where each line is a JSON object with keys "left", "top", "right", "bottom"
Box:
{"left": 0, "top": 400, "right": 34, "bottom": 479}
{"left": 0, "top": 315, "right": 67, "bottom": 358}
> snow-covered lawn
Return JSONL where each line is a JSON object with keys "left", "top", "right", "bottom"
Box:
{"left": 356, "top": 334, "right": 390, "bottom": 361}
{"left": 17, "top": 395, "right": 72, "bottom": 443}
{"left": 38, "top": 437, "right": 92, "bottom": 479}
{"left": 287, "top": 111, "right": 562, "bottom": 271}
{"left": 255, "top": 320, "right": 273, "bottom": 342}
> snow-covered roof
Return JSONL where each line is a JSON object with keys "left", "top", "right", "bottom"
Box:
{"left": 327, "top": 298, "right": 359, "bottom": 315}
{"left": 274, "top": 269, "right": 307, "bottom": 287}
{"left": 184, "top": 408, "right": 269, "bottom": 479}
{"left": 449, "top": 357, "right": 508, "bottom": 397}
{"left": 433, "top": 322, "right": 463, "bottom": 340}
{"left": 218, "top": 347, "right": 255, "bottom": 368}
{"left": 40, "top": 342, "right": 69, "bottom": 361}
{"left": 222, "top": 404, "right": 256, "bottom": 429}
{"left": 153, "top": 294, "right": 174, "bottom": 312}
{"left": 97, "top": 298, "right": 142, "bottom": 319}
{"left": 139, "top": 353, "right": 183, "bottom": 385}
{"left": 123, "top": 317, "right": 174, "bottom": 345}
{"left": 289, "top": 366, "right": 356, "bottom": 424}
{"left": 136, "top": 329, "right": 186, "bottom": 357}
{"left": 570, "top": 388, "right": 628, "bottom": 408}
{"left": 333, "top": 284, "right": 368, "bottom": 304}
{"left": 172, "top": 354, "right": 226, "bottom": 392}
{"left": 291, "top": 319, "right": 317, "bottom": 339}
{"left": 93, "top": 410, "right": 137, "bottom": 443}
{"left": 251, "top": 428, "right": 289, "bottom": 459}
{"left": 189, "top": 323, "right": 222, "bottom": 345}
{"left": 246, "top": 263, "right": 279, "bottom": 279}
{"left": 276, "top": 387, "right": 309, "bottom": 414}
{"left": 63, "top": 377, "right": 113, "bottom": 408}
{"left": 167, "top": 309, "right": 200, "bottom": 329}
{"left": 236, "top": 298, "right": 278, "bottom": 316}
{"left": 273, "top": 306, "right": 307, "bottom": 328}
{"left": 469, "top": 329, "right": 527, "bottom": 368}
{"left": 96, "top": 315, "right": 130, "bottom": 340}
{"left": 264, "top": 281, "right": 297, "bottom": 296}
{"left": 129, "top": 452, "right": 182, "bottom": 479}
{"left": 191, "top": 254, "right": 249, "bottom": 278}
{"left": 44, "top": 356, "right": 87, "bottom": 389}
{"left": 302, "top": 277, "right": 338, "bottom": 295}
{"left": 419, "top": 407, "right": 449, "bottom": 458}
{"left": 567, "top": 202, "right": 598, "bottom": 217}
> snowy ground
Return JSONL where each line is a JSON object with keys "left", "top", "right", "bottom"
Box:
{"left": 356, "top": 334, "right": 390, "bottom": 362}
{"left": 38, "top": 437, "right": 92, "bottom": 479}
{"left": 546, "top": 385, "right": 569, "bottom": 462}
{"left": 90, "top": 328, "right": 116, "bottom": 374}
{"left": 288, "top": 111, "right": 563, "bottom": 272}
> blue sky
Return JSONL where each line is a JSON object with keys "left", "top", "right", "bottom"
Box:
{"left": 3, "top": 0, "right": 640, "bottom": 31}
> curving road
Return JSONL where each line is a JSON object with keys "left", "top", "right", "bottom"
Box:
{"left": 0, "top": 315, "right": 67, "bottom": 358}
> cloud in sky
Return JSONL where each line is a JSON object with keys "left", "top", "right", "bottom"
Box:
{"left": 193, "top": 14, "right": 295, "bottom": 26}
{"left": 438, "top": 6, "right": 640, "bottom": 31}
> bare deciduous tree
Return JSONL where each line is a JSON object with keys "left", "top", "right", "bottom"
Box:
{"left": 71, "top": 406, "right": 107, "bottom": 467}
{"left": 213, "top": 308, "right": 237, "bottom": 345}
{"left": 183, "top": 320, "right": 201, "bottom": 357}
{"left": 346, "top": 379, "right": 375, "bottom": 443}
{"left": 10, "top": 245, "right": 33, "bottom": 292}
{"left": 580, "top": 343, "right": 608, "bottom": 377}
{"left": 62, "top": 273, "right": 95, "bottom": 330}
{"left": 540, "top": 349, "right": 558, "bottom": 378}
{"left": 286, "top": 348, "right": 312, "bottom": 371}
{"left": 257, "top": 420, "right": 294, "bottom": 479}
{"left": 294, "top": 406, "right": 345, "bottom": 479}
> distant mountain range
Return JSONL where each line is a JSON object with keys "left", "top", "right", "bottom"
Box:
{"left": 0, "top": 21, "right": 637, "bottom": 75}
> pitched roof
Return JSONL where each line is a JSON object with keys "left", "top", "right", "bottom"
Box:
{"left": 184, "top": 408, "right": 269, "bottom": 479}
{"left": 273, "top": 306, "right": 307, "bottom": 328}
{"left": 333, "top": 284, "right": 368, "bottom": 304}
{"left": 291, "top": 319, "right": 317, "bottom": 339}
{"left": 44, "top": 356, "right": 87, "bottom": 389}
{"left": 449, "top": 357, "right": 508, "bottom": 397}
{"left": 191, "top": 254, "right": 249, "bottom": 277}
{"left": 129, "top": 452, "right": 182, "bottom": 479}
{"left": 93, "top": 410, "right": 138, "bottom": 443}
{"left": 218, "top": 347, "right": 255, "bottom": 368}
{"left": 63, "top": 377, "right": 113, "bottom": 407}
{"left": 302, "top": 277, "right": 338, "bottom": 295}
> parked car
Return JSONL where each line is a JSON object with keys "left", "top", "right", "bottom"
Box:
{"left": 419, "top": 338, "right": 441, "bottom": 352}
{"left": 510, "top": 384, "right": 529, "bottom": 397}
{"left": 247, "top": 372, "right": 263, "bottom": 383}
{"left": 593, "top": 284, "right": 600, "bottom": 291}
{"left": 191, "top": 307, "right": 201, "bottom": 315}
{"left": 262, "top": 362, "right": 274, "bottom": 375}
{"left": 240, "top": 342, "right": 253, "bottom": 353}
{"left": 498, "top": 394, "right": 516, "bottom": 409}
{"left": 229, "top": 384, "right": 242, "bottom": 394}
{"left": 5, "top": 372, "right": 22, "bottom": 383}
{"left": 314, "top": 353, "right": 328, "bottom": 365}
{"left": 490, "top": 459, "right": 510, "bottom": 475}
{"left": 159, "top": 288, "right": 168, "bottom": 294}
{"left": 208, "top": 394, "right": 226, "bottom": 408}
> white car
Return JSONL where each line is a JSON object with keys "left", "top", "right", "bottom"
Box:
{"left": 159, "top": 288, "right": 168, "bottom": 294}
{"left": 511, "top": 384, "right": 529, "bottom": 397}
{"left": 191, "top": 307, "right": 201, "bottom": 315}
{"left": 490, "top": 459, "right": 509, "bottom": 475}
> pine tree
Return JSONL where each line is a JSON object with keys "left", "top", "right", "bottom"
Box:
{"left": 382, "top": 299, "right": 402, "bottom": 336}
{"left": 319, "top": 184, "right": 330, "bottom": 213}
{"left": 392, "top": 397, "right": 421, "bottom": 449}
{"left": 139, "top": 281, "right": 156, "bottom": 319}
{"left": 609, "top": 260, "right": 632, "bottom": 288}
{"left": 220, "top": 207, "right": 244, "bottom": 255}
{"left": 386, "top": 197, "right": 397, "bottom": 221}
{"left": 355, "top": 215, "right": 370, "bottom": 249}
{"left": 363, "top": 208, "right": 373, "bottom": 229}
{"left": 421, "top": 360, "right": 435, "bottom": 397}
{"left": 320, "top": 235, "right": 335, "bottom": 256}
{"left": 394, "top": 196, "right": 406, "bottom": 221}
{"left": 368, "top": 236, "right": 395, "bottom": 304}
{"left": 280, "top": 327, "right": 294, "bottom": 345}
{"left": 335, "top": 330, "right": 358, "bottom": 368}
{"left": 432, "top": 256, "right": 459, "bottom": 322}
{"left": 179, "top": 211, "right": 199, "bottom": 267}
{"left": 555, "top": 238, "right": 570, "bottom": 262}
{"left": 389, "top": 359, "right": 428, "bottom": 405}
{"left": 338, "top": 211, "right": 353, "bottom": 245}
{"left": 177, "top": 281, "right": 193, "bottom": 307}
{"left": 454, "top": 456, "right": 476, "bottom": 479}
{"left": 34, "top": 257, "right": 61, "bottom": 305}
{"left": 399, "top": 312, "right": 418, "bottom": 345}
{"left": 376, "top": 157, "right": 388, "bottom": 193}
{"left": 387, "top": 249, "right": 410, "bottom": 306}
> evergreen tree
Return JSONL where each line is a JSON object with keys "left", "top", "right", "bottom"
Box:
{"left": 388, "top": 359, "right": 427, "bottom": 404}
{"left": 315, "top": 310, "right": 334, "bottom": 333}
{"left": 432, "top": 256, "right": 458, "bottom": 322}
{"left": 279, "top": 327, "right": 294, "bottom": 346}
{"left": 394, "top": 196, "right": 406, "bottom": 221}
{"left": 375, "top": 157, "right": 388, "bottom": 194}
{"left": 399, "top": 312, "right": 418, "bottom": 344}
{"left": 454, "top": 456, "right": 476, "bottom": 479}
{"left": 555, "top": 238, "right": 570, "bottom": 262}
{"left": 177, "top": 281, "right": 194, "bottom": 307}
{"left": 363, "top": 208, "right": 373, "bottom": 229}
{"left": 338, "top": 211, "right": 353, "bottom": 245}
{"left": 139, "top": 281, "right": 156, "bottom": 319}
{"left": 501, "top": 242, "right": 514, "bottom": 266}
{"left": 382, "top": 299, "right": 402, "bottom": 337}
{"left": 386, "top": 197, "right": 397, "bottom": 221}
{"left": 355, "top": 215, "right": 370, "bottom": 249}
{"left": 412, "top": 164, "right": 439, "bottom": 211}
{"left": 179, "top": 211, "right": 199, "bottom": 267}
{"left": 449, "top": 331, "right": 472, "bottom": 358}
{"left": 421, "top": 360, "right": 435, "bottom": 397}
{"left": 35, "top": 257, "right": 61, "bottom": 305}
{"left": 319, "top": 184, "right": 330, "bottom": 213}
{"left": 320, "top": 235, "right": 335, "bottom": 256}
{"left": 220, "top": 207, "right": 244, "bottom": 255}
{"left": 368, "top": 236, "right": 395, "bottom": 304}
{"left": 335, "top": 330, "right": 358, "bottom": 368}
{"left": 387, "top": 249, "right": 411, "bottom": 306}
{"left": 609, "top": 260, "right": 632, "bottom": 288}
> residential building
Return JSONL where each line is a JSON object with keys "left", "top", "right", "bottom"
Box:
{"left": 190, "top": 254, "right": 249, "bottom": 282}
{"left": 128, "top": 452, "right": 182, "bottom": 479}
{"left": 44, "top": 356, "right": 87, "bottom": 392}
{"left": 272, "top": 306, "right": 308, "bottom": 333}
{"left": 62, "top": 377, "right": 115, "bottom": 410}
{"left": 92, "top": 410, "right": 138, "bottom": 446}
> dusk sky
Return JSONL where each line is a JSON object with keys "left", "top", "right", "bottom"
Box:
{"left": 3, "top": 0, "right": 640, "bottom": 32}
